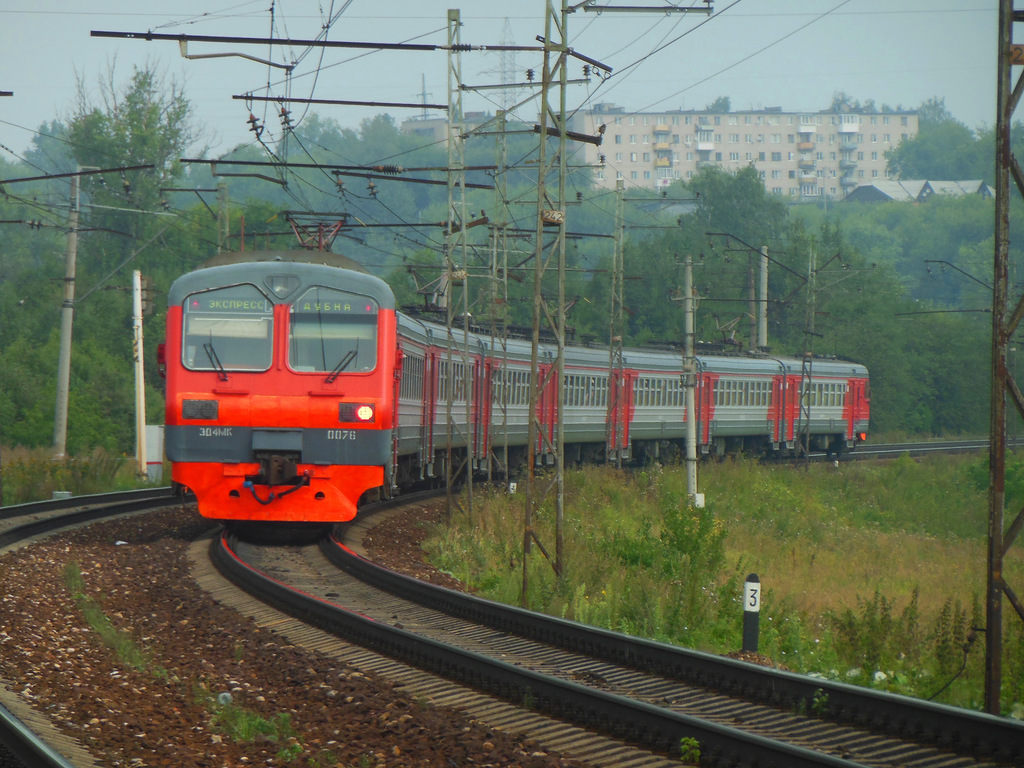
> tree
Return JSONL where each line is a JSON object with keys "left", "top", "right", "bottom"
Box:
{"left": 706, "top": 96, "right": 731, "bottom": 113}
{"left": 67, "top": 64, "right": 195, "bottom": 241}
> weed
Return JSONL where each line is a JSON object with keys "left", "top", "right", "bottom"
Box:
{"left": 811, "top": 688, "right": 829, "bottom": 716}
{"left": 678, "top": 736, "right": 701, "bottom": 764}
{"left": 62, "top": 562, "right": 155, "bottom": 674}
{"left": 423, "top": 457, "right": 1024, "bottom": 711}
{"left": 210, "top": 700, "right": 297, "bottom": 744}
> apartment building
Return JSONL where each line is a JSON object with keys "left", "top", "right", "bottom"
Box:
{"left": 569, "top": 103, "right": 920, "bottom": 198}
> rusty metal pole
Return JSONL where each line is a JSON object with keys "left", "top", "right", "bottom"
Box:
{"left": 987, "top": 0, "right": 1013, "bottom": 715}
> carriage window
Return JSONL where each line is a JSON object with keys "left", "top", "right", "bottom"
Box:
{"left": 289, "top": 286, "right": 379, "bottom": 374}
{"left": 182, "top": 284, "right": 273, "bottom": 372}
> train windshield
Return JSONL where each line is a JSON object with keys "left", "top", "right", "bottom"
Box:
{"left": 289, "top": 286, "right": 379, "bottom": 374}
{"left": 182, "top": 284, "right": 273, "bottom": 372}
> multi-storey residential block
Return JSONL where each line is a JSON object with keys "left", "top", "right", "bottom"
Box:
{"left": 568, "top": 103, "right": 919, "bottom": 198}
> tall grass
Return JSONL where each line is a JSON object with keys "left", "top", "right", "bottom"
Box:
{"left": 1, "top": 446, "right": 148, "bottom": 505}
{"left": 425, "top": 455, "right": 1024, "bottom": 714}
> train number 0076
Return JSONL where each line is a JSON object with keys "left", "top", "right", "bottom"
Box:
{"left": 327, "top": 429, "right": 357, "bottom": 440}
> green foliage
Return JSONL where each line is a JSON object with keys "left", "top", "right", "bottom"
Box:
{"left": 2, "top": 446, "right": 139, "bottom": 505}
{"left": 428, "top": 459, "right": 1019, "bottom": 711}
{"left": 828, "top": 589, "right": 923, "bottom": 672}
{"left": 63, "top": 561, "right": 161, "bottom": 675}
{"left": 210, "top": 701, "right": 297, "bottom": 746}
{"left": 678, "top": 736, "right": 701, "bottom": 763}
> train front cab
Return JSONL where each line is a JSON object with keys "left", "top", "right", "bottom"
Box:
{"left": 164, "top": 260, "right": 397, "bottom": 522}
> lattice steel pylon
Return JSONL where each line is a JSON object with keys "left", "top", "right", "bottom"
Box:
{"left": 445, "top": 9, "right": 473, "bottom": 517}
{"left": 523, "top": 0, "right": 571, "bottom": 600}
{"left": 987, "top": 0, "right": 1024, "bottom": 715}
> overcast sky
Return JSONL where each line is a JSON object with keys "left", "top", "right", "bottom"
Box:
{"left": 0, "top": 1, "right": 999, "bottom": 161}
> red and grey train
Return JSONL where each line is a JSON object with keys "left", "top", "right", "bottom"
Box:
{"left": 163, "top": 250, "right": 870, "bottom": 523}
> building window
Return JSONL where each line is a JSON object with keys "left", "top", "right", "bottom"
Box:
{"left": 630, "top": 152, "right": 637, "bottom": 161}
{"left": 630, "top": 134, "right": 637, "bottom": 144}
{"left": 630, "top": 171, "right": 638, "bottom": 179}
{"left": 771, "top": 152, "right": 782, "bottom": 161}
{"left": 643, "top": 152, "right": 650, "bottom": 161}
{"left": 615, "top": 152, "right": 623, "bottom": 161}
{"left": 614, "top": 134, "right": 622, "bottom": 144}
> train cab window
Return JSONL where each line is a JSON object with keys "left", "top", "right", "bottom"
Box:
{"left": 289, "top": 286, "right": 379, "bottom": 374}
{"left": 182, "top": 284, "right": 273, "bottom": 372}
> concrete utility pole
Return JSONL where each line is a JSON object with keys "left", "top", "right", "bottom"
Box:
{"left": 683, "top": 255, "right": 699, "bottom": 505}
{"left": 607, "top": 180, "right": 626, "bottom": 468}
{"left": 53, "top": 173, "right": 81, "bottom": 458}
{"left": 132, "top": 270, "right": 147, "bottom": 477}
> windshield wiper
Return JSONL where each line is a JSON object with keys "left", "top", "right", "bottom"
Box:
{"left": 324, "top": 349, "right": 357, "bottom": 383}
{"left": 203, "top": 342, "right": 229, "bottom": 381}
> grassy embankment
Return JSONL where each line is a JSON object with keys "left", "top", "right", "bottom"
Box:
{"left": 0, "top": 446, "right": 153, "bottom": 505}
{"left": 424, "top": 454, "right": 1024, "bottom": 715}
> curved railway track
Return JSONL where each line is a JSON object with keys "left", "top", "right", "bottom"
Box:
{"left": 0, "top": 488, "right": 179, "bottom": 768}
{"left": 210, "top": 497, "right": 1024, "bottom": 768}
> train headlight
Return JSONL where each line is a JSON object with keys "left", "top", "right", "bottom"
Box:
{"left": 339, "top": 403, "right": 375, "bottom": 423}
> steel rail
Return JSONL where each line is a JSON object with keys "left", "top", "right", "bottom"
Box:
{"left": 0, "top": 487, "right": 180, "bottom": 768}
{"left": 214, "top": 529, "right": 876, "bottom": 767}
{"left": 323, "top": 527, "right": 1024, "bottom": 765}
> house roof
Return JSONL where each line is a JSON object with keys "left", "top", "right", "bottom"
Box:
{"left": 846, "top": 179, "right": 993, "bottom": 202}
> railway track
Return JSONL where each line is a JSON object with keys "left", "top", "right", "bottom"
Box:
{"left": 0, "top": 488, "right": 179, "bottom": 768}
{"left": 211, "top": 497, "right": 1024, "bottom": 768}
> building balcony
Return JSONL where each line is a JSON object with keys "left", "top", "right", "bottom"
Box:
{"left": 654, "top": 142, "right": 672, "bottom": 152}
{"left": 654, "top": 124, "right": 669, "bottom": 134}
{"left": 840, "top": 158, "right": 857, "bottom": 170}
{"left": 697, "top": 141, "right": 715, "bottom": 152}
{"left": 838, "top": 122, "right": 859, "bottom": 133}
{"left": 840, "top": 142, "right": 857, "bottom": 153}
{"left": 654, "top": 157, "right": 672, "bottom": 168}
{"left": 798, "top": 160, "right": 816, "bottom": 171}
{"left": 801, "top": 175, "right": 818, "bottom": 185}
{"left": 840, "top": 175, "right": 858, "bottom": 187}
{"left": 697, "top": 159, "right": 716, "bottom": 169}
{"left": 797, "top": 141, "right": 815, "bottom": 151}
{"left": 798, "top": 124, "right": 816, "bottom": 134}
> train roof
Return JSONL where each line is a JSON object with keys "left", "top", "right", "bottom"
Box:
{"left": 168, "top": 258, "right": 395, "bottom": 309}
{"left": 397, "top": 312, "right": 867, "bottom": 378}
{"left": 197, "top": 249, "right": 369, "bottom": 272}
